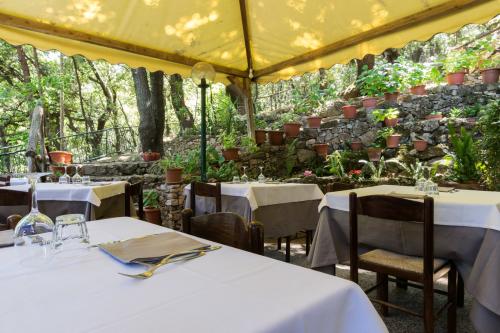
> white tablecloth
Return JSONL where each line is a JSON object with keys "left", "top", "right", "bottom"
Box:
{"left": 319, "top": 185, "right": 500, "bottom": 231}
{"left": 185, "top": 182, "right": 324, "bottom": 211}
{"left": 0, "top": 218, "right": 387, "bottom": 333}
{"left": 3, "top": 181, "right": 127, "bottom": 207}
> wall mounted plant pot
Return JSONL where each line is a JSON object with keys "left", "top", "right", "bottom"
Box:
{"left": 362, "top": 97, "right": 378, "bottom": 108}
{"left": 410, "top": 85, "right": 426, "bottom": 95}
{"left": 350, "top": 141, "right": 363, "bottom": 151}
{"left": 342, "top": 105, "right": 357, "bottom": 119}
{"left": 384, "top": 118, "right": 398, "bottom": 127}
{"left": 314, "top": 143, "right": 329, "bottom": 157}
{"left": 268, "top": 131, "right": 284, "bottom": 145}
{"left": 49, "top": 151, "right": 73, "bottom": 164}
{"left": 384, "top": 92, "right": 399, "bottom": 103}
{"left": 255, "top": 130, "right": 267, "bottom": 144}
{"left": 306, "top": 116, "right": 322, "bottom": 128}
{"left": 165, "top": 168, "right": 183, "bottom": 184}
{"left": 413, "top": 140, "right": 428, "bottom": 152}
{"left": 283, "top": 123, "right": 302, "bottom": 138}
{"left": 480, "top": 68, "right": 499, "bottom": 84}
{"left": 141, "top": 152, "right": 161, "bottom": 162}
{"left": 366, "top": 147, "right": 382, "bottom": 162}
{"left": 222, "top": 148, "right": 240, "bottom": 161}
{"left": 425, "top": 114, "right": 443, "bottom": 120}
{"left": 446, "top": 71, "right": 466, "bottom": 85}
{"left": 386, "top": 134, "right": 402, "bottom": 148}
{"left": 144, "top": 207, "right": 162, "bottom": 225}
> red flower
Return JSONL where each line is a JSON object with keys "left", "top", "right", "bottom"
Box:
{"left": 349, "top": 169, "right": 362, "bottom": 176}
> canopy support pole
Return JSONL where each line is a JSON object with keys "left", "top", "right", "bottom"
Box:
{"left": 199, "top": 78, "right": 208, "bottom": 182}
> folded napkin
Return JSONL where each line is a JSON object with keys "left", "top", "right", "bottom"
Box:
{"left": 388, "top": 192, "right": 425, "bottom": 199}
{"left": 0, "top": 230, "right": 14, "bottom": 248}
{"left": 99, "top": 232, "right": 208, "bottom": 264}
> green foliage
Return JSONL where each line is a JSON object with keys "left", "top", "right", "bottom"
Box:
{"left": 371, "top": 108, "right": 399, "bottom": 123}
{"left": 241, "top": 137, "right": 259, "bottom": 153}
{"left": 207, "top": 160, "right": 239, "bottom": 181}
{"left": 476, "top": 100, "right": 500, "bottom": 190}
{"left": 143, "top": 190, "right": 159, "bottom": 208}
{"left": 356, "top": 62, "right": 405, "bottom": 96}
{"left": 450, "top": 104, "right": 481, "bottom": 118}
{"left": 359, "top": 157, "right": 385, "bottom": 181}
{"left": 400, "top": 60, "right": 430, "bottom": 87}
{"left": 356, "top": 65, "right": 385, "bottom": 97}
{"left": 447, "top": 126, "right": 480, "bottom": 182}
{"left": 325, "top": 151, "right": 346, "bottom": 177}
{"left": 280, "top": 112, "right": 301, "bottom": 123}
{"left": 377, "top": 127, "right": 395, "bottom": 139}
{"left": 219, "top": 132, "right": 237, "bottom": 149}
{"left": 441, "top": 49, "right": 476, "bottom": 73}
{"left": 285, "top": 139, "right": 297, "bottom": 176}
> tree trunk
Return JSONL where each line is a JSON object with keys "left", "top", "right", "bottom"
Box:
{"left": 15, "top": 46, "right": 31, "bottom": 83}
{"left": 168, "top": 74, "right": 194, "bottom": 130}
{"left": 132, "top": 67, "right": 165, "bottom": 154}
{"left": 356, "top": 54, "right": 375, "bottom": 76}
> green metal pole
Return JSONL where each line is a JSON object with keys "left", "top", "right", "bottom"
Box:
{"left": 200, "top": 78, "right": 208, "bottom": 182}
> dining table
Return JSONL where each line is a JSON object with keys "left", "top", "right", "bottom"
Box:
{"left": 184, "top": 182, "right": 324, "bottom": 239}
{"left": 0, "top": 181, "right": 128, "bottom": 221}
{"left": 308, "top": 184, "right": 500, "bottom": 333}
{"left": 0, "top": 217, "right": 387, "bottom": 333}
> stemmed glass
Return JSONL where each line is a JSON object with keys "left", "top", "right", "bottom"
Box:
{"left": 415, "top": 166, "right": 427, "bottom": 192}
{"left": 72, "top": 165, "right": 82, "bottom": 184}
{"left": 59, "top": 166, "right": 70, "bottom": 184}
{"left": 241, "top": 166, "right": 249, "bottom": 183}
{"left": 258, "top": 166, "right": 266, "bottom": 183}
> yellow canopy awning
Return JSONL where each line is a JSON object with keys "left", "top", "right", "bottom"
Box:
{"left": 0, "top": 0, "right": 498, "bottom": 84}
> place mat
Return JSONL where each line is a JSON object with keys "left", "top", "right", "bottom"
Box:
{"left": 0, "top": 230, "right": 14, "bottom": 248}
{"left": 98, "top": 232, "right": 208, "bottom": 264}
{"left": 388, "top": 192, "right": 425, "bottom": 199}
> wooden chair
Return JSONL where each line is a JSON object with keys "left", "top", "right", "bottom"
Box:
{"left": 182, "top": 208, "right": 264, "bottom": 255}
{"left": 0, "top": 175, "right": 10, "bottom": 187}
{"left": 349, "top": 193, "right": 456, "bottom": 333}
{"left": 189, "top": 182, "right": 222, "bottom": 216}
{"left": 0, "top": 188, "right": 32, "bottom": 230}
{"left": 125, "top": 181, "right": 144, "bottom": 220}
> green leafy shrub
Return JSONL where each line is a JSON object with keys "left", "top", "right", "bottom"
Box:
{"left": 219, "top": 132, "right": 238, "bottom": 149}
{"left": 401, "top": 60, "right": 430, "bottom": 87}
{"left": 441, "top": 49, "right": 476, "bottom": 73}
{"left": 371, "top": 108, "right": 399, "bottom": 123}
{"left": 241, "top": 137, "right": 259, "bottom": 154}
{"left": 476, "top": 100, "right": 500, "bottom": 190}
{"left": 447, "top": 125, "right": 480, "bottom": 182}
{"left": 207, "top": 160, "right": 239, "bottom": 181}
{"left": 143, "top": 190, "right": 159, "bottom": 208}
{"left": 285, "top": 139, "right": 298, "bottom": 176}
{"left": 356, "top": 65, "right": 385, "bottom": 97}
{"left": 325, "top": 151, "right": 346, "bottom": 177}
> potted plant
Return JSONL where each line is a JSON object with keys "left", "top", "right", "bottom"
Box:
{"left": 425, "top": 111, "right": 443, "bottom": 120}
{"left": 403, "top": 61, "right": 429, "bottom": 95}
{"left": 143, "top": 190, "right": 161, "bottom": 225}
{"left": 141, "top": 151, "right": 161, "bottom": 162}
{"left": 254, "top": 129, "right": 267, "bottom": 144}
{"left": 379, "top": 127, "right": 401, "bottom": 148}
{"left": 356, "top": 65, "right": 382, "bottom": 108}
{"left": 281, "top": 113, "right": 302, "bottom": 138}
{"left": 372, "top": 108, "right": 399, "bottom": 127}
{"left": 314, "top": 143, "right": 329, "bottom": 157}
{"left": 350, "top": 140, "right": 363, "bottom": 151}
{"left": 442, "top": 49, "right": 475, "bottom": 85}
{"left": 413, "top": 138, "right": 428, "bottom": 151}
{"left": 49, "top": 151, "right": 73, "bottom": 164}
{"left": 478, "top": 57, "right": 499, "bottom": 84}
{"left": 159, "top": 154, "right": 184, "bottom": 184}
{"left": 342, "top": 105, "right": 357, "bottom": 119}
{"left": 379, "top": 62, "right": 404, "bottom": 103}
{"left": 220, "top": 132, "right": 239, "bottom": 161}
{"left": 268, "top": 122, "right": 285, "bottom": 145}
{"left": 366, "top": 144, "right": 383, "bottom": 162}
{"left": 307, "top": 115, "right": 322, "bottom": 128}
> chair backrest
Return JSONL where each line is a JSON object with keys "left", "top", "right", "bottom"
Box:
{"left": 348, "top": 193, "right": 434, "bottom": 282}
{"left": 0, "top": 175, "right": 10, "bottom": 187}
{"left": 181, "top": 208, "right": 264, "bottom": 255}
{"left": 125, "top": 181, "right": 144, "bottom": 220}
{"left": 0, "top": 188, "right": 32, "bottom": 225}
{"left": 190, "top": 182, "right": 222, "bottom": 215}
{"left": 326, "top": 182, "right": 355, "bottom": 192}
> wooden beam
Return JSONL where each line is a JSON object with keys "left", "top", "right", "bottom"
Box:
{"left": 254, "top": 0, "right": 491, "bottom": 78}
{"left": 238, "top": 0, "right": 253, "bottom": 74}
{"left": 0, "top": 13, "right": 247, "bottom": 78}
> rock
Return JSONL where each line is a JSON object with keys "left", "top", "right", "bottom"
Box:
{"left": 409, "top": 144, "right": 446, "bottom": 161}
{"left": 359, "top": 129, "right": 378, "bottom": 146}
{"left": 305, "top": 139, "right": 316, "bottom": 147}
{"left": 422, "top": 119, "right": 440, "bottom": 132}
{"left": 296, "top": 149, "right": 316, "bottom": 163}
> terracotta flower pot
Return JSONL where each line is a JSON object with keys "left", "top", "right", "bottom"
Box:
{"left": 480, "top": 68, "right": 499, "bottom": 84}
{"left": 350, "top": 141, "right": 363, "bottom": 151}
{"left": 384, "top": 92, "right": 399, "bottom": 103}
{"left": 141, "top": 152, "right": 161, "bottom": 162}
{"left": 222, "top": 148, "right": 240, "bottom": 161}
{"left": 425, "top": 114, "right": 443, "bottom": 120}
{"left": 362, "top": 97, "right": 378, "bottom": 108}
{"left": 342, "top": 105, "right": 357, "bottom": 119}
{"left": 410, "top": 85, "right": 426, "bottom": 95}
{"left": 255, "top": 130, "right": 267, "bottom": 144}
{"left": 413, "top": 140, "right": 428, "bottom": 152}
{"left": 446, "top": 72, "right": 466, "bottom": 85}
{"left": 49, "top": 151, "right": 73, "bottom": 164}
{"left": 283, "top": 123, "right": 301, "bottom": 138}
{"left": 307, "top": 116, "right": 322, "bottom": 128}
{"left": 367, "top": 147, "right": 382, "bottom": 162}
{"left": 314, "top": 143, "right": 329, "bottom": 157}
{"left": 268, "top": 131, "right": 284, "bottom": 145}
{"left": 144, "top": 207, "right": 162, "bottom": 225}
{"left": 165, "top": 168, "right": 183, "bottom": 184}
{"left": 386, "top": 134, "right": 402, "bottom": 148}
{"left": 384, "top": 118, "right": 398, "bottom": 127}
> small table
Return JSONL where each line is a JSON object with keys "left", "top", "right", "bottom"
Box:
{"left": 308, "top": 185, "right": 500, "bottom": 333}
{"left": 0, "top": 217, "right": 388, "bottom": 333}
{"left": 0, "top": 181, "right": 127, "bottom": 221}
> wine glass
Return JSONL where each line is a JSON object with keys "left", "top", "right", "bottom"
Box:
{"left": 258, "top": 166, "right": 266, "bottom": 183}
{"left": 72, "top": 165, "right": 82, "bottom": 184}
{"left": 232, "top": 175, "right": 240, "bottom": 183}
{"left": 241, "top": 166, "right": 249, "bottom": 183}
{"left": 59, "top": 166, "right": 70, "bottom": 184}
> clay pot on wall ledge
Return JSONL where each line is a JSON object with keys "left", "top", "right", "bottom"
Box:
{"left": 49, "top": 151, "right": 73, "bottom": 164}
{"left": 314, "top": 143, "right": 329, "bottom": 157}
{"left": 141, "top": 152, "right": 161, "bottom": 162}
{"left": 255, "top": 130, "right": 267, "bottom": 144}
{"left": 342, "top": 105, "right": 357, "bottom": 119}
{"left": 446, "top": 72, "right": 466, "bottom": 85}
{"left": 283, "top": 123, "right": 301, "bottom": 138}
{"left": 425, "top": 114, "right": 443, "bottom": 120}
{"left": 350, "top": 141, "right": 363, "bottom": 151}
{"left": 384, "top": 92, "right": 399, "bottom": 103}
{"left": 413, "top": 140, "right": 428, "bottom": 152}
{"left": 384, "top": 118, "right": 398, "bottom": 127}
{"left": 362, "top": 97, "right": 378, "bottom": 108}
{"left": 386, "top": 134, "right": 402, "bottom": 148}
{"left": 144, "top": 207, "right": 162, "bottom": 225}
{"left": 165, "top": 168, "right": 183, "bottom": 184}
{"left": 410, "top": 85, "right": 427, "bottom": 95}
{"left": 366, "top": 147, "right": 382, "bottom": 162}
{"left": 307, "top": 116, "right": 322, "bottom": 128}
{"left": 222, "top": 148, "right": 240, "bottom": 161}
{"left": 268, "top": 131, "right": 284, "bottom": 145}
{"left": 480, "top": 68, "right": 499, "bottom": 84}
